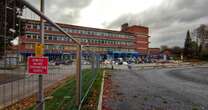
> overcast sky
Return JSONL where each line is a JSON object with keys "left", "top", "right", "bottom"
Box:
{"left": 25, "top": 0, "right": 208, "bottom": 48}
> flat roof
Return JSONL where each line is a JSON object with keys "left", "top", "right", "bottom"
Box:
{"left": 23, "top": 19, "right": 134, "bottom": 36}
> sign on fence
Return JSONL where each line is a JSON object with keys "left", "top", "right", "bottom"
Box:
{"left": 28, "top": 57, "right": 48, "bottom": 74}
{"left": 35, "top": 43, "right": 44, "bottom": 57}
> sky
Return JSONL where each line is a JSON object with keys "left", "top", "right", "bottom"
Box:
{"left": 24, "top": 0, "right": 208, "bottom": 48}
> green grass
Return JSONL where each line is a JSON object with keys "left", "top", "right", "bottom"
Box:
{"left": 27, "top": 69, "right": 103, "bottom": 110}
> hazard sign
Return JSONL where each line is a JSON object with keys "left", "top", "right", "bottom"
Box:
{"left": 35, "top": 43, "right": 44, "bottom": 57}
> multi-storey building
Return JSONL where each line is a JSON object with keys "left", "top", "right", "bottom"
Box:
{"left": 19, "top": 20, "right": 150, "bottom": 61}
{"left": 121, "top": 23, "right": 150, "bottom": 54}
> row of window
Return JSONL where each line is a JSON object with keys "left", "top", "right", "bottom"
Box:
{"left": 25, "top": 44, "right": 134, "bottom": 52}
{"left": 80, "top": 38, "right": 133, "bottom": 45}
{"left": 26, "top": 44, "right": 75, "bottom": 50}
{"left": 26, "top": 23, "right": 135, "bottom": 39}
{"left": 26, "top": 34, "right": 72, "bottom": 41}
{"left": 26, "top": 34, "right": 134, "bottom": 46}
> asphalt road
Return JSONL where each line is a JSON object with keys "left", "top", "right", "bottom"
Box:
{"left": 105, "top": 66, "right": 208, "bottom": 110}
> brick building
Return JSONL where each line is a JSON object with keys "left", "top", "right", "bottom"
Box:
{"left": 121, "top": 23, "right": 150, "bottom": 54}
{"left": 19, "top": 20, "right": 150, "bottom": 61}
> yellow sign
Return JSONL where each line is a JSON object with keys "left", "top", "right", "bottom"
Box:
{"left": 35, "top": 43, "right": 44, "bottom": 57}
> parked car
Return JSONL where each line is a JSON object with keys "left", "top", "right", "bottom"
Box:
{"left": 118, "top": 61, "right": 123, "bottom": 65}
{"left": 81, "top": 60, "right": 90, "bottom": 65}
{"left": 123, "top": 61, "right": 128, "bottom": 65}
{"left": 63, "top": 60, "right": 73, "bottom": 65}
{"left": 55, "top": 61, "right": 65, "bottom": 65}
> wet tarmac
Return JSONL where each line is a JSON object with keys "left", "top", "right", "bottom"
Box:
{"left": 105, "top": 66, "right": 208, "bottom": 110}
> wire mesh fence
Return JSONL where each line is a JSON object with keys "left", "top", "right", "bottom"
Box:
{"left": 0, "top": 49, "right": 101, "bottom": 110}
{"left": 19, "top": 50, "right": 100, "bottom": 110}
{"left": 0, "top": 58, "right": 77, "bottom": 109}
{"left": 0, "top": 1, "right": 102, "bottom": 109}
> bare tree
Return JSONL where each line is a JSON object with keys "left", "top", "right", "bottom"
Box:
{"left": 195, "top": 24, "right": 208, "bottom": 54}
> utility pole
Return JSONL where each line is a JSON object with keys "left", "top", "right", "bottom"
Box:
{"left": 37, "top": 0, "right": 45, "bottom": 110}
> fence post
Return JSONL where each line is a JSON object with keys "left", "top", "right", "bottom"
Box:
{"left": 76, "top": 45, "right": 81, "bottom": 106}
{"left": 37, "top": 0, "right": 45, "bottom": 110}
{"left": 92, "top": 52, "right": 95, "bottom": 75}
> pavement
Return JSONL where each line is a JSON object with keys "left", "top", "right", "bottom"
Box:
{"left": 102, "top": 64, "right": 208, "bottom": 110}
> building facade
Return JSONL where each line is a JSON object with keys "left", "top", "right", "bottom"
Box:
{"left": 19, "top": 20, "right": 150, "bottom": 61}
{"left": 121, "top": 23, "right": 150, "bottom": 54}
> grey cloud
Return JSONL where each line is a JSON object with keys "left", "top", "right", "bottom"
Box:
{"left": 106, "top": 0, "right": 208, "bottom": 47}
{"left": 46, "top": 0, "right": 92, "bottom": 9}
{"left": 25, "top": 0, "right": 92, "bottom": 23}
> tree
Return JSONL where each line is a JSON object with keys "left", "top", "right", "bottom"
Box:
{"left": 190, "top": 41, "right": 198, "bottom": 56}
{"left": 171, "top": 46, "right": 182, "bottom": 55}
{"left": 195, "top": 24, "right": 208, "bottom": 56}
{"left": 160, "top": 45, "right": 169, "bottom": 52}
{"left": 184, "top": 30, "right": 193, "bottom": 58}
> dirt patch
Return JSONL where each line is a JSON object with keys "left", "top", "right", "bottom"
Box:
{"left": 81, "top": 72, "right": 103, "bottom": 110}
{"left": 102, "top": 71, "right": 113, "bottom": 110}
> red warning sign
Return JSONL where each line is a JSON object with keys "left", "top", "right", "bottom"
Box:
{"left": 28, "top": 57, "right": 48, "bottom": 74}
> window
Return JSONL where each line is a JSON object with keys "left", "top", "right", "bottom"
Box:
{"left": 63, "top": 28, "right": 68, "bottom": 32}
{"left": 44, "top": 26, "right": 48, "bottom": 30}
{"left": 44, "top": 36, "right": 48, "bottom": 40}
{"left": 26, "top": 24, "right": 32, "bottom": 29}
{"left": 61, "top": 36, "right": 65, "bottom": 41}
{"left": 37, "top": 35, "right": 41, "bottom": 40}
{"left": 32, "top": 34, "right": 36, "bottom": 39}
{"left": 33, "top": 24, "right": 37, "bottom": 29}
{"left": 52, "top": 27, "right": 58, "bottom": 31}
{"left": 48, "top": 35, "right": 53, "bottom": 40}
{"left": 27, "top": 35, "right": 32, "bottom": 39}
{"left": 26, "top": 44, "right": 34, "bottom": 49}
{"left": 64, "top": 37, "right": 68, "bottom": 41}
{"left": 48, "top": 26, "right": 52, "bottom": 31}
{"left": 48, "top": 44, "right": 53, "bottom": 50}
{"left": 96, "top": 32, "right": 100, "bottom": 36}
{"left": 53, "top": 36, "right": 57, "bottom": 40}
{"left": 37, "top": 25, "right": 40, "bottom": 30}
{"left": 68, "top": 29, "right": 72, "bottom": 33}
{"left": 57, "top": 36, "right": 62, "bottom": 41}
{"left": 45, "top": 45, "right": 49, "bottom": 49}
{"left": 78, "top": 30, "right": 81, "bottom": 34}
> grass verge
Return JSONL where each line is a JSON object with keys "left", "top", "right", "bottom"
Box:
{"left": 27, "top": 69, "right": 103, "bottom": 110}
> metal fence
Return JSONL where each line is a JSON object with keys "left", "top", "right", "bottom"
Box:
{"left": 0, "top": 50, "right": 100, "bottom": 110}
{"left": 0, "top": 1, "right": 101, "bottom": 109}
{"left": 0, "top": 60, "right": 73, "bottom": 108}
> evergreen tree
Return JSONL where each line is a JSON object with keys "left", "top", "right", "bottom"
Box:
{"left": 184, "top": 30, "right": 192, "bottom": 57}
